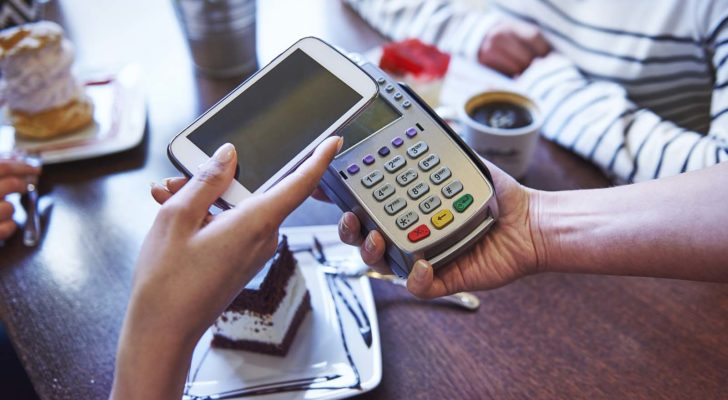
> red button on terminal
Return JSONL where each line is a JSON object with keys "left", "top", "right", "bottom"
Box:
{"left": 407, "top": 224, "right": 431, "bottom": 242}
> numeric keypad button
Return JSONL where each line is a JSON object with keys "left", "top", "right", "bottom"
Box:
{"left": 372, "top": 183, "right": 395, "bottom": 202}
{"left": 384, "top": 155, "right": 406, "bottom": 173}
{"left": 407, "top": 181, "right": 430, "bottom": 199}
{"left": 418, "top": 154, "right": 440, "bottom": 171}
{"left": 396, "top": 210, "right": 419, "bottom": 230}
{"left": 419, "top": 195, "right": 441, "bottom": 214}
{"left": 430, "top": 166, "right": 451, "bottom": 185}
{"left": 384, "top": 197, "right": 407, "bottom": 215}
{"left": 442, "top": 180, "right": 463, "bottom": 199}
{"left": 406, "top": 141, "right": 429, "bottom": 159}
{"left": 396, "top": 168, "right": 418, "bottom": 186}
{"left": 361, "top": 170, "right": 383, "bottom": 188}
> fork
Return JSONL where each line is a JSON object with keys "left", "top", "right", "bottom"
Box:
{"left": 310, "top": 236, "right": 480, "bottom": 311}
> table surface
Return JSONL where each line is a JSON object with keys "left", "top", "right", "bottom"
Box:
{"left": 1, "top": 1, "right": 727, "bottom": 399}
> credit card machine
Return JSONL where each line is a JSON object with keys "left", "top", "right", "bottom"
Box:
{"left": 320, "top": 62, "right": 499, "bottom": 278}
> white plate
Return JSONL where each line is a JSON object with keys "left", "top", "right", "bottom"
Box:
{"left": 0, "top": 64, "right": 146, "bottom": 164}
{"left": 183, "top": 225, "right": 382, "bottom": 400}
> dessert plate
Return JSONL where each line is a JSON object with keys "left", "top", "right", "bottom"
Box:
{"left": 0, "top": 64, "right": 146, "bottom": 164}
{"left": 183, "top": 225, "right": 382, "bottom": 400}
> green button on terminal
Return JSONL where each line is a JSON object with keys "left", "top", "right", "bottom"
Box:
{"left": 453, "top": 194, "right": 473, "bottom": 213}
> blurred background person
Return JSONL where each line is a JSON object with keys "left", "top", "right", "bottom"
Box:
{"left": 344, "top": 0, "right": 728, "bottom": 182}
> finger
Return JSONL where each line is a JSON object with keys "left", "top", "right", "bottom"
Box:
{"left": 150, "top": 177, "right": 189, "bottom": 205}
{"left": 0, "top": 219, "right": 16, "bottom": 241}
{"left": 261, "top": 136, "right": 342, "bottom": 224}
{"left": 514, "top": 24, "right": 550, "bottom": 56}
{"left": 495, "top": 33, "right": 533, "bottom": 71}
{"left": 0, "top": 160, "right": 41, "bottom": 178}
{"left": 338, "top": 212, "right": 364, "bottom": 245}
{"left": 0, "top": 201, "right": 14, "bottom": 220}
{"left": 359, "top": 230, "right": 390, "bottom": 273}
{"left": 151, "top": 182, "right": 174, "bottom": 205}
{"left": 311, "top": 187, "right": 332, "bottom": 203}
{"left": 406, "top": 259, "right": 448, "bottom": 299}
{"left": 162, "top": 143, "right": 237, "bottom": 228}
{"left": 162, "top": 177, "right": 188, "bottom": 194}
{"left": 480, "top": 48, "right": 523, "bottom": 77}
{"left": 0, "top": 176, "right": 27, "bottom": 197}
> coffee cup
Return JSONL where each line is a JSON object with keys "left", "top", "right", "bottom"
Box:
{"left": 458, "top": 91, "right": 541, "bottom": 178}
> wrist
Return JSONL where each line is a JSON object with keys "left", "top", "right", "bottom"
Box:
{"left": 527, "top": 189, "right": 562, "bottom": 274}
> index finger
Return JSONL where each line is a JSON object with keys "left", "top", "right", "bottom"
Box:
{"left": 261, "top": 136, "right": 342, "bottom": 224}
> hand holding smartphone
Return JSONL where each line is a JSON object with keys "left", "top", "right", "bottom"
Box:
{"left": 168, "top": 37, "right": 377, "bottom": 208}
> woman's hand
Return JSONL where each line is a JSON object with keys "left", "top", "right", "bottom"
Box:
{"left": 112, "top": 137, "right": 342, "bottom": 400}
{"left": 0, "top": 159, "right": 41, "bottom": 240}
{"left": 337, "top": 162, "right": 545, "bottom": 298}
{"left": 477, "top": 20, "right": 550, "bottom": 77}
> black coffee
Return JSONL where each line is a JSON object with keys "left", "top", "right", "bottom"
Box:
{"left": 469, "top": 101, "right": 533, "bottom": 129}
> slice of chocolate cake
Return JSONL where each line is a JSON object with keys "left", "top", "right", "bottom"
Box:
{"left": 212, "top": 236, "right": 311, "bottom": 356}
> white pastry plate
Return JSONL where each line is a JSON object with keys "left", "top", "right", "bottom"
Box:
{"left": 0, "top": 64, "right": 146, "bottom": 164}
{"left": 183, "top": 225, "right": 382, "bottom": 400}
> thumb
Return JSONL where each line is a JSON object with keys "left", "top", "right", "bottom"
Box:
{"left": 165, "top": 143, "right": 237, "bottom": 227}
{"left": 262, "top": 136, "right": 343, "bottom": 224}
{"left": 406, "top": 259, "right": 448, "bottom": 299}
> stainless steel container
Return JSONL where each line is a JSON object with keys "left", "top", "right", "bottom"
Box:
{"left": 173, "top": 0, "right": 258, "bottom": 78}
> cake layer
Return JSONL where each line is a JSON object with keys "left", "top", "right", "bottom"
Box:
{"left": 227, "top": 236, "right": 296, "bottom": 315}
{"left": 213, "top": 263, "right": 309, "bottom": 346}
{"left": 212, "top": 291, "right": 311, "bottom": 356}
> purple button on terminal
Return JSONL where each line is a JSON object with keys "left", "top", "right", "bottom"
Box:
{"left": 362, "top": 155, "right": 375, "bottom": 165}
{"left": 391, "top": 137, "right": 404, "bottom": 147}
{"left": 347, "top": 164, "right": 360, "bottom": 175}
{"left": 378, "top": 146, "right": 390, "bottom": 156}
{"left": 406, "top": 127, "right": 418, "bottom": 138}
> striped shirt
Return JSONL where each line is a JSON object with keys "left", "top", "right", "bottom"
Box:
{"left": 345, "top": 0, "right": 728, "bottom": 183}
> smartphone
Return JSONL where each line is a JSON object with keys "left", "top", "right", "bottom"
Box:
{"left": 168, "top": 37, "right": 378, "bottom": 207}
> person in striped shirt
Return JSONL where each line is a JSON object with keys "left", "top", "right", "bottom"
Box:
{"left": 344, "top": 0, "right": 728, "bottom": 183}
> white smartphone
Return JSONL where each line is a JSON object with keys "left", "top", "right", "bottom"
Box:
{"left": 168, "top": 37, "right": 378, "bottom": 207}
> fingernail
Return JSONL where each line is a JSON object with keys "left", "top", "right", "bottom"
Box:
{"left": 339, "top": 216, "right": 349, "bottom": 235}
{"left": 365, "top": 234, "right": 376, "bottom": 253}
{"left": 162, "top": 177, "right": 173, "bottom": 189}
{"left": 212, "top": 143, "right": 235, "bottom": 163}
{"left": 413, "top": 260, "right": 428, "bottom": 281}
{"left": 336, "top": 137, "right": 344, "bottom": 152}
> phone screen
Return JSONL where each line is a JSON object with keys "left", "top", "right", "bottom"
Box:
{"left": 188, "top": 49, "right": 363, "bottom": 191}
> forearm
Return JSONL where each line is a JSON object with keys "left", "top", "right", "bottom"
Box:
{"left": 534, "top": 163, "right": 728, "bottom": 281}
{"left": 111, "top": 293, "right": 199, "bottom": 400}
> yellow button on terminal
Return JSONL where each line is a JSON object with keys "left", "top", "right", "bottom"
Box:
{"left": 431, "top": 209, "right": 454, "bottom": 229}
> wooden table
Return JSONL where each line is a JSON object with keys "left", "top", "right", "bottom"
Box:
{"left": 1, "top": 1, "right": 726, "bottom": 399}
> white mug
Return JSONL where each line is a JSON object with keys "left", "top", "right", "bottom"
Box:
{"left": 457, "top": 91, "right": 541, "bottom": 178}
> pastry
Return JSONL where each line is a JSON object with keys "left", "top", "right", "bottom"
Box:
{"left": 0, "top": 21, "right": 93, "bottom": 139}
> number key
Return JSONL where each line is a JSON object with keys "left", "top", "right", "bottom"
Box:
{"left": 406, "top": 141, "right": 429, "bottom": 159}
{"left": 384, "top": 197, "right": 407, "bottom": 215}
{"left": 430, "top": 166, "right": 451, "bottom": 185}
{"left": 384, "top": 155, "right": 406, "bottom": 173}
{"left": 396, "top": 168, "right": 418, "bottom": 186}
{"left": 419, "top": 195, "right": 441, "bottom": 214}
{"left": 372, "top": 183, "right": 395, "bottom": 202}
{"left": 361, "top": 170, "right": 383, "bottom": 188}
{"left": 418, "top": 153, "right": 440, "bottom": 171}
{"left": 407, "top": 181, "right": 430, "bottom": 200}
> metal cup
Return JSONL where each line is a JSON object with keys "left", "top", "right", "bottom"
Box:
{"left": 173, "top": 0, "right": 258, "bottom": 78}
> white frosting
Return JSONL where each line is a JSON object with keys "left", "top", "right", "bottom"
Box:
{"left": 214, "top": 266, "right": 308, "bottom": 344}
{"left": 0, "top": 38, "right": 81, "bottom": 113}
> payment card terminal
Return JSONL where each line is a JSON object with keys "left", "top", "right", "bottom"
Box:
{"left": 320, "top": 62, "right": 499, "bottom": 278}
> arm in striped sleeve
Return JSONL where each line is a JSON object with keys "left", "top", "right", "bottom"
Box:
{"left": 342, "top": 0, "right": 500, "bottom": 60}
{"left": 516, "top": 51, "right": 728, "bottom": 184}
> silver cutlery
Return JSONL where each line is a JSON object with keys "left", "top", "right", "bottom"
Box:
{"left": 308, "top": 236, "right": 481, "bottom": 312}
